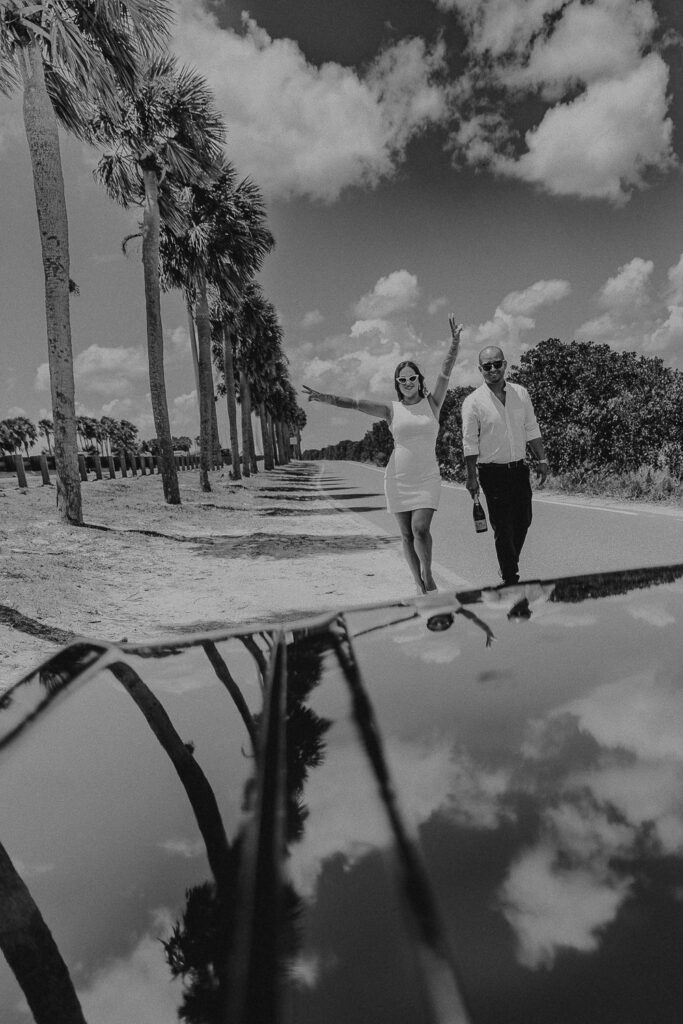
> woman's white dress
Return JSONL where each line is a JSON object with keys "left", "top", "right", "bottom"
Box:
{"left": 384, "top": 399, "right": 441, "bottom": 513}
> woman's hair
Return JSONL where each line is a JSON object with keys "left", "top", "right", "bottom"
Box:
{"left": 393, "top": 360, "right": 425, "bottom": 402}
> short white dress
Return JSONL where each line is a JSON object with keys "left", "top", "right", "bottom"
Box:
{"left": 384, "top": 399, "right": 441, "bottom": 513}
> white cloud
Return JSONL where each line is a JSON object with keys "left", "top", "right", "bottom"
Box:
{"left": 496, "top": 55, "right": 674, "bottom": 203}
{"left": 39, "top": 345, "right": 149, "bottom": 398}
{"left": 79, "top": 911, "right": 182, "bottom": 1024}
{"left": 6, "top": 405, "right": 26, "bottom": 417}
{"left": 500, "top": 843, "right": 630, "bottom": 968}
{"left": 288, "top": 736, "right": 506, "bottom": 898}
{"left": 170, "top": 2, "right": 450, "bottom": 202}
{"left": 443, "top": 0, "right": 676, "bottom": 202}
{"left": 598, "top": 257, "right": 654, "bottom": 310}
{"left": 500, "top": 280, "right": 571, "bottom": 317}
{"left": 428, "top": 296, "right": 449, "bottom": 316}
{"left": 301, "top": 310, "right": 325, "bottom": 329}
{"left": 576, "top": 253, "right": 683, "bottom": 360}
{"left": 354, "top": 270, "right": 421, "bottom": 319}
{"left": 457, "top": 278, "right": 570, "bottom": 382}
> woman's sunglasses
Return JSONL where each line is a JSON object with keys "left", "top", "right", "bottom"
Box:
{"left": 397, "top": 374, "right": 419, "bottom": 385}
{"left": 480, "top": 360, "right": 504, "bottom": 371}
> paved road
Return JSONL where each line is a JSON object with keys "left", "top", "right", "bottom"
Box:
{"left": 313, "top": 459, "right": 683, "bottom": 591}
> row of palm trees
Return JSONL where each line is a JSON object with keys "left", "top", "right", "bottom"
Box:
{"left": 0, "top": 0, "right": 304, "bottom": 523}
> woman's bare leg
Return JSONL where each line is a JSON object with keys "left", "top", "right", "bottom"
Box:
{"left": 412, "top": 508, "right": 436, "bottom": 591}
{"left": 394, "top": 511, "right": 425, "bottom": 593}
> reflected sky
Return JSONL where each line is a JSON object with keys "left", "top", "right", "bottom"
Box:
{"left": 2, "top": 567, "right": 683, "bottom": 1023}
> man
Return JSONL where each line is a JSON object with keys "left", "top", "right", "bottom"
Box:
{"left": 461, "top": 346, "right": 548, "bottom": 586}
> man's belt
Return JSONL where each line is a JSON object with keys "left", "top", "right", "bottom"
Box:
{"left": 478, "top": 460, "right": 526, "bottom": 469}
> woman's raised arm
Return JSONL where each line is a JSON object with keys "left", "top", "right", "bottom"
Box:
{"left": 302, "top": 385, "right": 391, "bottom": 421}
{"left": 429, "top": 315, "right": 462, "bottom": 410}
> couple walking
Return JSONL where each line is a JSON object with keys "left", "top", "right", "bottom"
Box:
{"left": 303, "top": 316, "right": 548, "bottom": 593}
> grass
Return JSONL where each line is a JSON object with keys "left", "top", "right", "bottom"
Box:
{"left": 547, "top": 465, "right": 683, "bottom": 503}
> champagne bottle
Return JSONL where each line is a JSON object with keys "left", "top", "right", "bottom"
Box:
{"left": 473, "top": 497, "right": 488, "bottom": 533}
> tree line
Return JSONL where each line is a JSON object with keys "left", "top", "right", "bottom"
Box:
{"left": 0, "top": 414, "right": 197, "bottom": 459}
{"left": 304, "top": 338, "right": 683, "bottom": 485}
{"left": 1, "top": 0, "right": 305, "bottom": 523}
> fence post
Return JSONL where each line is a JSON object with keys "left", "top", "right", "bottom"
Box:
{"left": 78, "top": 454, "right": 88, "bottom": 482}
{"left": 107, "top": 455, "right": 116, "bottom": 479}
{"left": 119, "top": 451, "right": 128, "bottom": 478}
{"left": 38, "top": 453, "right": 51, "bottom": 485}
{"left": 92, "top": 453, "right": 103, "bottom": 480}
{"left": 14, "top": 453, "right": 28, "bottom": 488}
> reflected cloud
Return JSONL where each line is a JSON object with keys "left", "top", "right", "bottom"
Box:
{"left": 78, "top": 911, "right": 182, "bottom": 1024}
{"left": 627, "top": 604, "right": 677, "bottom": 627}
{"left": 288, "top": 736, "right": 508, "bottom": 898}
{"left": 159, "top": 837, "right": 206, "bottom": 859}
{"left": 500, "top": 843, "right": 630, "bottom": 969}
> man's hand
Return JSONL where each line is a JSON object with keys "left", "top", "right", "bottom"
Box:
{"left": 448, "top": 314, "right": 463, "bottom": 343}
{"left": 465, "top": 474, "right": 479, "bottom": 499}
{"left": 302, "top": 384, "right": 321, "bottom": 403}
{"left": 534, "top": 460, "right": 549, "bottom": 485}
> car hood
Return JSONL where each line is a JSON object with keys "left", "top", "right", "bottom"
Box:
{"left": 1, "top": 563, "right": 683, "bottom": 1024}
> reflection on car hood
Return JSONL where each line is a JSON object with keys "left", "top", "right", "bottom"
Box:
{"left": 2, "top": 563, "right": 683, "bottom": 1024}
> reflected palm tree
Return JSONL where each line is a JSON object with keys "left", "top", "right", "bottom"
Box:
{"left": 0, "top": 842, "right": 87, "bottom": 1024}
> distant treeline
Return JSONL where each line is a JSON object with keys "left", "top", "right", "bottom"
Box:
{"left": 303, "top": 338, "right": 683, "bottom": 483}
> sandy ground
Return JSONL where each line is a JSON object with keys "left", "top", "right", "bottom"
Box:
{"left": 0, "top": 461, "right": 413, "bottom": 689}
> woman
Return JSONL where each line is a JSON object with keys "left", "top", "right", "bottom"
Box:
{"left": 303, "top": 315, "right": 463, "bottom": 593}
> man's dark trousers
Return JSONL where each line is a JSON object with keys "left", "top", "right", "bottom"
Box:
{"left": 478, "top": 461, "right": 532, "bottom": 585}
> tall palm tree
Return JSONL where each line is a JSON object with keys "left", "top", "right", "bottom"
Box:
{"left": 0, "top": 0, "right": 170, "bottom": 523}
{"left": 160, "top": 163, "right": 274, "bottom": 490}
{"left": 38, "top": 416, "right": 54, "bottom": 453}
{"left": 92, "top": 54, "right": 224, "bottom": 504}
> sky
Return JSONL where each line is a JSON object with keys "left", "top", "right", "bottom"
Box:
{"left": 1, "top": 0, "right": 682, "bottom": 451}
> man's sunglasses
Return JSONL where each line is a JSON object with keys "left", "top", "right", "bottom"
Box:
{"left": 397, "top": 374, "right": 419, "bottom": 385}
{"left": 480, "top": 360, "right": 504, "bottom": 371}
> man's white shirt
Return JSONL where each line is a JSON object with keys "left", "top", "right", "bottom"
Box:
{"left": 461, "top": 381, "right": 541, "bottom": 464}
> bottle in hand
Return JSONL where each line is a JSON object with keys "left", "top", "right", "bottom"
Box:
{"left": 473, "top": 497, "right": 488, "bottom": 533}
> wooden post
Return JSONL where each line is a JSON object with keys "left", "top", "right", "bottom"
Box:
{"left": 138, "top": 455, "right": 147, "bottom": 476}
{"left": 107, "top": 455, "right": 116, "bottom": 479}
{"left": 119, "top": 451, "right": 128, "bottom": 478}
{"left": 14, "top": 453, "right": 28, "bottom": 488}
{"left": 93, "top": 453, "right": 103, "bottom": 480}
{"left": 38, "top": 453, "right": 51, "bottom": 485}
{"left": 78, "top": 454, "right": 88, "bottom": 482}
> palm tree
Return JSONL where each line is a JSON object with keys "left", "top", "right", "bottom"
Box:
{"left": 92, "top": 54, "right": 224, "bottom": 504}
{"left": 160, "top": 163, "right": 274, "bottom": 490}
{"left": 38, "top": 417, "right": 54, "bottom": 453}
{"left": 0, "top": 0, "right": 170, "bottom": 523}
{"left": 13, "top": 415, "right": 38, "bottom": 456}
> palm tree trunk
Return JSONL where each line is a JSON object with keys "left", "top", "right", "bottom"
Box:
{"left": 210, "top": 392, "right": 223, "bottom": 468}
{"left": 221, "top": 323, "right": 241, "bottom": 480}
{"left": 194, "top": 274, "right": 214, "bottom": 491}
{"left": 258, "top": 403, "right": 274, "bottom": 470}
{"left": 0, "top": 842, "right": 87, "bottom": 1024}
{"left": 20, "top": 40, "right": 82, "bottom": 524}
{"left": 270, "top": 415, "right": 281, "bottom": 465}
{"left": 239, "top": 369, "right": 252, "bottom": 478}
{"left": 141, "top": 167, "right": 181, "bottom": 505}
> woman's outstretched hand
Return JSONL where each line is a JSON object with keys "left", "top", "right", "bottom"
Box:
{"left": 302, "top": 384, "right": 321, "bottom": 403}
{"left": 448, "top": 315, "right": 463, "bottom": 343}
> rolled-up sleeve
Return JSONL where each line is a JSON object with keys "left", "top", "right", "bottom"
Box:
{"left": 461, "top": 396, "right": 480, "bottom": 456}
{"left": 521, "top": 387, "right": 542, "bottom": 442}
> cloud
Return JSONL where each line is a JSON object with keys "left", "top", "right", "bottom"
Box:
{"left": 500, "top": 842, "right": 630, "bottom": 968}
{"left": 288, "top": 736, "right": 507, "bottom": 898}
{"left": 428, "top": 296, "right": 449, "bottom": 315}
{"left": 170, "top": 1, "right": 450, "bottom": 202}
{"left": 598, "top": 257, "right": 654, "bottom": 310}
{"left": 301, "top": 310, "right": 325, "bottom": 329}
{"left": 443, "top": 0, "right": 676, "bottom": 202}
{"left": 354, "top": 270, "right": 421, "bottom": 319}
{"left": 458, "top": 277, "right": 570, "bottom": 381}
{"left": 575, "top": 253, "right": 683, "bottom": 360}
{"left": 35, "top": 345, "right": 150, "bottom": 396}
{"left": 78, "top": 911, "right": 182, "bottom": 1024}
{"left": 495, "top": 55, "right": 674, "bottom": 202}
